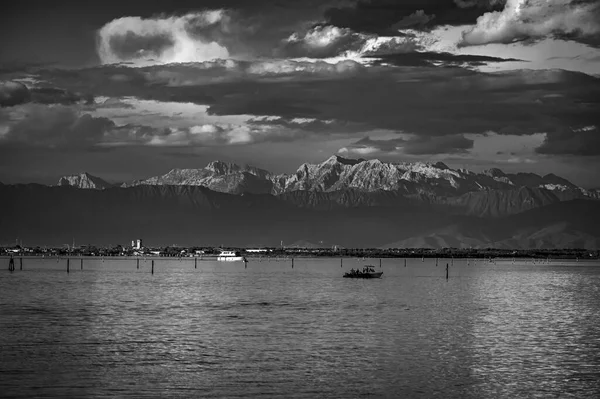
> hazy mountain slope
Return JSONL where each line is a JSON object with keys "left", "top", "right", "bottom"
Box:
{"left": 436, "top": 186, "right": 560, "bottom": 217}
{"left": 2, "top": 184, "right": 599, "bottom": 249}
{"left": 382, "top": 200, "right": 600, "bottom": 249}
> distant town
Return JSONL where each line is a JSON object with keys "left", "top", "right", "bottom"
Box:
{"left": 1, "top": 239, "right": 599, "bottom": 260}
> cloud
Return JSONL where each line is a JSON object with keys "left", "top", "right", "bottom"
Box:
{"left": 0, "top": 104, "right": 114, "bottom": 149}
{"left": 0, "top": 81, "right": 30, "bottom": 107}
{"left": 536, "top": 126, "right": 600, "bottom": 156}
{"left": 29, "top": 87, "right": 94, "bottom": 105}
{"left": 365, "top": 51, "right": 522, "bottom": 67}
{"left": 0, "top": 100, "right": 339, "bottom": 149}
{"left": 97, "top": 11, "right": 234, "bottom": 65}
{"left": 324, "top": 0, "right": 504, "bottom": 34}
{"left": 391, "top": 10, "right": 436, "bottom": 30}
{"left": 270, "top": 23, "right": 424, "bottom": 59}
{"left": 459, "top": 0, "right": 600, "bottom": 47}
{"left": 454, "top": 0, "right": 506, "bottom": 8}
{"left": 280, "top": 25, "right": 369, "bottom": 58}
{"left": 344, "top": 134, "right": 474, "bottom": 155}
{"left": 0, "top": 80, "right": 96, "bottom": 108}
{"left": 403, "top": 134, "right": 474, "bottom": 154}
{"left": 24, "top": 60, "right": 600, "bottom": 149}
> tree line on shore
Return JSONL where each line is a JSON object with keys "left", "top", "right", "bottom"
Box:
{"left": 1, "top": 245, "right": 598, "bottom": 259}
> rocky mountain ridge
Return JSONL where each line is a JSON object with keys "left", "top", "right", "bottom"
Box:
{"left": 57, "top": 155, "right": 599, "bottom": 202}
{"left": 57, "top": 172, "right": 113, "bottom": 190}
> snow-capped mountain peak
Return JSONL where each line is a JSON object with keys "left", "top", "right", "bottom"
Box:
{"left": 57, "top": 172, "right": 112, "bottom": 190}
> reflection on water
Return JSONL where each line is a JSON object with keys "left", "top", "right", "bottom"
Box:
{"left": 1, "top": 258, "right": 599, "bottom": 398}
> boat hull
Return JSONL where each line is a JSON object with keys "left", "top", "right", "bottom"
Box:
{"left": 343, "top": 272, "right": 383, "bottom": 279}
{"left": 217, "top": 256, "right": 245, "bottom": 262}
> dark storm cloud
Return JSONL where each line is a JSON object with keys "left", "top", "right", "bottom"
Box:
{"left": 324, "top": 0, "right": 504, "bottom": 35}
{"left": 0, "top": 80, "right": 94, "bottom": 106}
{"left": 403, "top": 134, "right": 474, "bottom": 155}
{"left": 0, "top": 104, "right": 114, "bottom": 149}
{"left": 536, "top": 126, "right": 600, "bottom": 156}
{"left": 20, "top": 62, "right": 600, "bottom": 152}
{"left": 391, "top": 10, "right": 436, "bottom": 30}
{"left": 366, "top": 51, "right": 523, "bottom": 67}
{"left": 195, "top": 68, "right": 599, "bottom": 137}
{"left": 0, "top": 81, "right": 30, "bottom": 107}
{"left": 30, "top": 87, "right": 94, "bottom": 105}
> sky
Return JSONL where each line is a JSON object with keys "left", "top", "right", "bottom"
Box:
{"left": 1, "top": 0, "right": 599, "bottom": 187}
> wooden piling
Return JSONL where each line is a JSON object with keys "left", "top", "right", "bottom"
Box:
{"left": 379, "top": 258, "right": 381, "bottom": 268}
{"left": 292, "top": 258, "right": 294, "bottom": 268}
{"left": 80, "top": 258, "right": 83, "bottom": 270}
{"left": 340, "top": 258, "right": 343, "bottom": 268}
{"left": 137, "top": 258, "right": 140, "bottom": 270}
{"left": 404, "top": 258, "right": 407, "bottom": 267}
{"left": 8, "top": 256, "right": 15, "bottom": 271}
{"left": 194, "top": 257, "right": 197, "bottom": 269}
{"left": 446, "top": 263, "right": 449, "bottom": 280}
{"left": 436, "top": 258, "right": 438, "bottom": 267}
{"left": 151, "top": 259, "right": 154, "bottom": 275}
{"left": 67, "top": 258, "right": 70, "bottom": 274}
{"left": 20, "top": 257, "right": 23, "bottom": 270}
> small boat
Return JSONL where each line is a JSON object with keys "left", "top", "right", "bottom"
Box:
{"left": 217, "top": 250, "right": 245, "bottom": 262}
{"left": 343, "top": 265, "right": 383, "bottom": 279}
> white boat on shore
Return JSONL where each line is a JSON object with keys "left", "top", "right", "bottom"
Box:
{"left": 217, "top": 251, "right": 245, "bottom": 262}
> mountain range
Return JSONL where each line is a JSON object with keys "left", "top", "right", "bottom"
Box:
{"left": 2, "top": 156, "right": 599, "bottom": 249}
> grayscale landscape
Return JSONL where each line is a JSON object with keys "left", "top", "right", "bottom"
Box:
{"left": 1, "top": 0, "right": 600, "bottom": 397}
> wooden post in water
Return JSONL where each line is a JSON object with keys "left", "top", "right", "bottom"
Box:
{"left": 20, "top": 257, "right": 23, "bottom": 270}
{"left": 194, "top": 257, "right": 197, "bottom": 269}
{"left": 291, "top": 258, "right": 294, "bottom": 268}
{"left": 404, "top": 258, "right": 407, "bottom": 267}
{"left": 446, "top": 263, "right": 449, "bottom": 280}
{"left": 151, "top": 259, "right": 154, "bottom": 275}
{"left": 80, "top": 258, "right": 83, "bottom": 270}
{"left": 137, "top": 258, "right": 140, "bottom": 270}
{"left": 8, "top": 256, "right": 15, "bottom": 271}
{"left": 340, "top": 258, "right": 343, "bottom": 268}
{"left": 379, "top": 258, "right": 381, "bottom": 268}
{"left": 436, "top": 258, "right": 438, "bottom": 267}
{"left": 67, "top": 258, "right": 70, "bottom": 274}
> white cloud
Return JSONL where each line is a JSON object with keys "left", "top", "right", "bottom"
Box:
{"left": 459, "top": 0, "right": 600, "bottom": 47}
{"left": 338, "top": 146, "right": 380, "bottom": 155}
{"left": 97, "top": 11, "right": 232, "bottom": 66}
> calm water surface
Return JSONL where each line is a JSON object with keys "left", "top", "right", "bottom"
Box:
{"left": 1, "top": 257, "right": 600, "bottom": 398}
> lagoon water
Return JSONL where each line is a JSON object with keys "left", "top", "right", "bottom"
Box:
{"left": 1, "top": 257, "right": 600, "bottom": 398}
